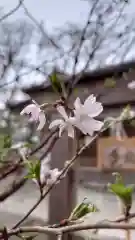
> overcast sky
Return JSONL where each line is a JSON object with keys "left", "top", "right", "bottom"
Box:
{"left": 1, "top": 0, "right": 90, "bottom": 31}
{"left": 1, "top": 0, "right": 134, "bottom": 30}
{"left": 0, "top": 0, "right": 135, "bottom": 103}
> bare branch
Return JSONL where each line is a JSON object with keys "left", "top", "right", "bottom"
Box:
{"left": 0, "top": 1, "right": 24, "bottom": 23}
{"left": 22, "top": 2, "right": 62, "bottom": 50}
{"left": 2, "top": 221, "right": 135, "bottom": 238}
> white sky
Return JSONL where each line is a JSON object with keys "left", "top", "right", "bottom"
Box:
{"left": 1, "top": 0, "right": 135, "bottom": 30}
{"left": 0, "top": 0, "right": 135, "bottom": 102}
{"left": 1, "top": 0, "right": 90, "bottom": 31}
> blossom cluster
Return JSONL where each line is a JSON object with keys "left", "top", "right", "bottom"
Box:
{"left": 21, "top": 95, "right": 103, "bottom": 137}
{"left": 20, "top": 95, "right": 103, "bottom": 187}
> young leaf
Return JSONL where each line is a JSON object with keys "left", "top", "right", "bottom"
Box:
{"left": 108, "top": 173, "right": 134, "bottom": 215}
{"left": 69, "top": 198, "right": 99, "bottom": 221}
{"left": 49, "top": 71, "right": 66, "bottom": 96}
{"left": 3, "top": 134, "right": 12, "bottom": 148}
{"left": 25, "top": 159, "right": 41, "bottom": 181}
{"left": 104, "top": 78, "right": 116, "bottom": 88}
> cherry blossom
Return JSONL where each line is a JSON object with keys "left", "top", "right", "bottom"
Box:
{"left": 49, "top": 95, "right": 103, "bottom": 138}
{"left": 73, "top": 95, "right": 103, "bottom": 136}
{"left": 39, "top": 153, "right": 61, "bottom": 186}
{"left": 20, "top": 103, "right": 46, "bottom": 130}
{"left": 49, "top": 105, "right": 75, "bottom": 138}
{"left": 127, "top": 81, "right": 135, "bottom": 89}
{"left": 46, "top": 168, "right": 61, "bottom": 185}
{"left": 40, "top": 153, "right": 51, "bottom": 184}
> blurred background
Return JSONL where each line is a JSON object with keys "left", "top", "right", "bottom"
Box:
{"left": 1, "top": 1, "right": 135, "bottom": 240}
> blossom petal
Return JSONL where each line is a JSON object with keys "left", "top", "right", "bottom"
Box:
{"left": 127, "top": 81, "right": 135, "bottom": 89}
{"left": 84, "top": 99, "right": 103, "bottom": 118}
{"left": 40, "top": 164, "right": 50, "bottom": 184}
{"left": 59, "top": 123, "right": 66, "bottom": 137}
{"left": 40, "top": 153, "right": 51, "bottom": 184}
{"left": 43, "top": 153, "right": 51, "bottom": 165}
{"left": 81, "top": 120, "right": 94, "bottom": 136}
{"left": 49, "top": 119, "right": 64, "bottom": 129}
{"left": 20, "top": 104, "right": 37, "bottom": 115}
{"left": 56, "top": 105, "right": 68, "bottom": 120}
{"left": 67, "top": 125, "right": 74, "bottom": 138}
{"left": 84, "top": 118, "right": 103, "bottom": 135}
{"left": 74, "top": 97, "right": 82, "bottom": 109}
{"left": 73, "top": 120, "right": 88, "bottom": 135}
{"left": 46, "top": 168, "right": 61, "bottom": 185}
{"left": 74, "top": 117, "right": 103, "bottom": 136}
{"left": 84, "top": 94, "right": 96, "bottom": 105}
{"left": 37, "top": 111, "right": 46, "bottom": 130}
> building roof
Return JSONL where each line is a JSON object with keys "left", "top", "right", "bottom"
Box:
{"left": 23, "top": 59, "right": 135, "bottom": 92}
{"left": 8, "top": 59, "right": 135, "bottom": 110}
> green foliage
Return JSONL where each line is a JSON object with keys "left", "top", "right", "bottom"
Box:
{"left": 49, "top": 71, "right": 67, "bottom": 98}
{"left": 0, "top": 134, "right": 12, "bottom": 162}
{"left": 73, "top": 88, "right": 78, "bottom": 96}
{"left": 25, "top": 159, "right": 41, "bottom": 181}
{"left": 18, "top": 234, "right": 37, "bottom": 240}
{"left": 0, "top": 134, "right": 11, "bottom": 149}
{"left": 108, "top": 173, "right": 134, "bottom": 214}
{"left": 104, "top": 78, "right": 116, "bottom": 88}
{"left": 120, "top": 104, "right": 132, "bottom": 120}
{"left": 101, "top": 117, "right": 115, "bottom": 132}
{"left": 69, "top": 198, "right": 99, "bottom": 221}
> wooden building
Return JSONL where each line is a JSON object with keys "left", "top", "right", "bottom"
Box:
{"left": 2, "top": 60, "right": 135, "bottom": 240}
{"left": 8, "top": 59, "right": 135, "bottom": 170}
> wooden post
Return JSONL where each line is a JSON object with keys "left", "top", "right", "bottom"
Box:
{"left": 48, "top": 133, "right": 78, "bottom": 240}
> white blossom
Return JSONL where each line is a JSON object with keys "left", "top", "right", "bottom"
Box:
{"left": 20, "top": 103, "right": 46, "bottom": 130}
{"left": 73, "top": 95, "right": 103, "bottom": 136}
{"left": 39, "top": 153, "right": 61, "bottom": 186}
{"left": 40, "top": 153, "right": 51, "bottom": 184}
{"left": 49, "top": 95, "right": 103, "bottom": 138}
{"left": 127, "top": 81, "right": 135, "bottom": 89}
{"left": 46, "top": 168, "right": 61, "bottom": 185}
{"left": 49, "top": 105, "right": 75, "bottom": 138}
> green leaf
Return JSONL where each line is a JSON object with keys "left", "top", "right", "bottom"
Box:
{"left": 73, "top": 88, "right": 78, "bottom": 96}
{"left": 112, "top": 172, "right": 123, "bottom": 184}
{"left": 25, "top": 159, "right": 41, "bottom": 181}
{"left": 108, "top": 173, "right": 134, "bottom": 209}
{"left": 120, "top": 104, "right": 133, "bottom": 120}
{"left": 0, "top": 134, "right": 11, "bottom": 149}
{"left": 69, "top": 198, "right": 99, "bottom": 221}
{"left": 49, "top": 71, "right": 66, "bottom": 96}
{"left": 18, "top": 235, "right": 37, "bottom": 240}
{"left": 3, "top": 135, "right": 12, "bottom": 148}
{"left": 101, "top": 117, "right": 115, "bottom": 132}
{"left": 0, "top": 148, "right": 10, "bottom": 161}
{"left": 104, "top": 78, "right": 116, "bottom": 88}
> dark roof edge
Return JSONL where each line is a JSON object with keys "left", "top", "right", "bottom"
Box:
{"left": 22, "top": 59, "right": 135, "bottom": 93}
{"left": 9, "top": 59, "right": 135, "bottom": 109}
{"left": 80, "top": 59, "right": 135, "bottom": 81}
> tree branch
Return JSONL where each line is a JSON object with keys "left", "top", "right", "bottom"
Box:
{"left": 2, "top": 222, "right": 135, "bottom": 238}
{"left": 0, "top": 0, "right": 24, "bottom": 23}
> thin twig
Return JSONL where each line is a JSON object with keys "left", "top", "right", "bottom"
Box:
{"left": 22, "top": 2, "right": 62, "bottom": 50}
{"left": 2, "top": 222, "right": 135, "bottom": 238}
{"left": 12, "top": 132, "right": 100, "bottom": 229}
{"left": 0, "top": 0, "right": 24, "bottom": 23}
{"left": 67, "top": 0, "right": 99, "bottom": 97}
{"left": 29, "top": 129, "right": 58, "bottom": 157}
